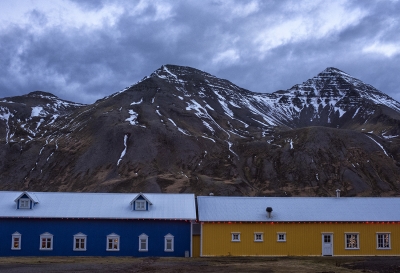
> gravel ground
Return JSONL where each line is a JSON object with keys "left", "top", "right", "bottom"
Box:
{"left": 0, "top": 256, "right": 399, "bottom": 273}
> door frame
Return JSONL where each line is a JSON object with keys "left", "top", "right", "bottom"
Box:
{"left": 321, "top": 233, "right": 334, "bottom": 256}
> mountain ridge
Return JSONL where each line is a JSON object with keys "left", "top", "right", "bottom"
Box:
{"left": 1, "top": 65, "right": 400, "bottom": 197}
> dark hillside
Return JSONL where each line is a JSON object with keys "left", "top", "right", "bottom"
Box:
{"left": 1, "top": 65, "right": 400, "bottom": 196}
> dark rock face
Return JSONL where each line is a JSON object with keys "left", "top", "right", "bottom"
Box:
{"left": 1, "top": 65, "right": 400, "bottom": 197}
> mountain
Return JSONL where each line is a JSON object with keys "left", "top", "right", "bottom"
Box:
{"left": 1, "top": 65, "right": 400, "bottom": 197}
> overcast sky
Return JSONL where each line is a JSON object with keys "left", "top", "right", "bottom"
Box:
{"left": 1, "top": 0, "right": 400, "bottom": 104}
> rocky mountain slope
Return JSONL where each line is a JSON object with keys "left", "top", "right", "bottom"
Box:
{"left": 1, "top": 65, "right": 400, "bottom": 197}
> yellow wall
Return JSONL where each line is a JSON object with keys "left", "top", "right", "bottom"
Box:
{"left": 201, "top": 222, "right": 400, "bottom": 256}
{"left": 192, "top": 235, "right": 200, "bottom": 257}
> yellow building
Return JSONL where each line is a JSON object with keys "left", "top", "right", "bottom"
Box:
{"left": 197, "top": 195, "right": 400, "bottom": 256}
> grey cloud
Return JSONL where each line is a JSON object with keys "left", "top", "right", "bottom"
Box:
{"left": 1, "top": 0, "right": 400, "bottom": 103}
{"left": 68, "top": 0, "right": 106, "bottom": 11}
{"left": 28, "top": 9, "right": 48, "bottom": 26}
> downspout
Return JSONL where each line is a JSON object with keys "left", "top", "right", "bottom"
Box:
{"left": 200, "top": 222, "right": 203, "bottom": 257}
{"left": 190, "top": 220, "right": 193, "bottom": 257}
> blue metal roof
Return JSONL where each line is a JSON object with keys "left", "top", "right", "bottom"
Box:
{"left": 0, "top": 191, "right": 196, "bottom": 220}
{"left": 197, "top": 196, "right": 400, "bottom": 222}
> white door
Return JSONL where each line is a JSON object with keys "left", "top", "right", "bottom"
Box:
{"left": 322, "top": 234, "right": 333, "bottom": 256}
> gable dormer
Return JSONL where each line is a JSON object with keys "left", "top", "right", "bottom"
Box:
{"left": 14, "top": 191, "right": 39, "bottom": 209}
{"left": 130, "top": 193, "right": 152, "bottom": 211}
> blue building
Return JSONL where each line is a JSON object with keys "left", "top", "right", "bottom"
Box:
{"left": 0, "top": 191, "right": 196, "bottom": 257}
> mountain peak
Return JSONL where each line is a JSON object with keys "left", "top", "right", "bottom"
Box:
{"left": 150, "top": 64, "right": 214, "bottom": 81}
{"left": 321, "top": 67, "right": 344, "bottom": 73}
{"left": 318, "top": 67, "right": 352, "bottom": 78}
{"left": 27, "top": 91, "right": 58, "bottom": 99}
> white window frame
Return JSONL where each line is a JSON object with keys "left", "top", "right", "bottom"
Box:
{"left": 19, "top": 198, "right": 30, "bottom": 209}
{"left": 231, "top": 232, "right": 240, "bottom": 242}
{"left": 345, "top": 233, "right": 359, "bottom": 249}
{"left": 164, "top": 233, "right": 174, "bottom": 252}
{"left": 376, "top": 233, "right": 391, "bottom": 249}
{"left": 277, "top": 232, "right": 286, "bottom": 242}
{"left": 106, "top": 233, "right": 120, "bottom": 251}
{"left": 73, "top": 233, "right": 87, "bottom": 251}
{"left": 254, "top": 232, "right": 263, "bottom": 242}
{"left": 40, "top": 232, "right": 53, "bottom": 251}
{"left": 135, "top": 200, "right": 146, "bottom": 210}
{"left": 11, "top": 232, "right": 21, "bottom": 250}
{"left": 139, "top": 233, "right": 148, "bottom": 252}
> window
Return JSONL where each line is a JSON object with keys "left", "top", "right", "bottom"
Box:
{"left": 231, "top": 232, "right": 240, "bottom": 242}
{"left": 40, "top": 232, "right": 53, "bottom": 250}
{"left": 254, "top": 233, "right": 263, "bottom": 242}
{"left": 73, "top": 233, "right": 87, "bottom": 251}
{"left": 139, "top": 233, "right": 148, "bottom": 251}
{"left": 136, "top": 200, "right": 146, "bottom": 210}
{"left": 377, "top": 233, "right": 391, "bottom": 249}
{"left": 11, "top": 232, "right": 21, "bottom": 250}
{"left": 345, "top": 233, "right": 359, "bottom": 249}
{"left": 277, "top": 233, "right": 286, "bottom": 242}
{"left": 164, "top": 233, "right": 174, "bottom": 252}
{"left": 19, "top": 198, "right": 30, "bottom": 209}
{"left": 106, "top": 233, "right": 120, "bottom": 251}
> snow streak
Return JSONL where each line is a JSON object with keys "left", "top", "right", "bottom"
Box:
{"left": 117, "top": 134, "right": 128, "bottom": 166}
{"left": 365, "top": 135, "right": 389, "bottom": 156}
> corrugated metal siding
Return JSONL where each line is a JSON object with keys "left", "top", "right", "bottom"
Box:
{"left": 0, "top": 218, "right": 192, "bottom": 257}
{"left": 192, "top": 235, "right": 200, "bottom": 257}
{"left": 201, "top": 222, "right": 400, "bottom": 256}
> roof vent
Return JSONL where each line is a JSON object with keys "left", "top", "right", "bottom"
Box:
{"left": 266, "top": 207, "right": 273, "bottom": 218}
{"left": 336, "top": 189, "right": 341, "bottom": 198}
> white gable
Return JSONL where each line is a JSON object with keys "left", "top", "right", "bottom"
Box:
{"left": 130, "top": 193, "right": 152, "bottom": 205}
{"left": 14, "top": 191, "right": 39, "bottom": 204}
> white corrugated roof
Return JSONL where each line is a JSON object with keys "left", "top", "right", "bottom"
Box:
{"left": 197, "top": 196, "right": 400, "bottom": 222}
{"left": 0, "top": 191, "right": 196, "bottom": 220}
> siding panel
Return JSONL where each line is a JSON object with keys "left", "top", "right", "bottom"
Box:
{"left": 192, "top": 235, "right": 200, "bottom": 257}
{"left": 201, "top": 222, "right": 400, "bottom": 256}
{"left": 0, "top": 218, "right": 192, "bottom": 257}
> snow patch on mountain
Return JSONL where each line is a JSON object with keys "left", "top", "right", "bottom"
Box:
{"left": 365, "top": 135, "right": 389, "bottom": 156}
{"left": 31, "top": 107, "right": 46, "bottom": 117}
{"left": 117, "top": 134, "right": 128, "bottom": 166}
{"left": 131, "top": 98, "right": 143, "bottom": 105}
{"left": 126, "top": 110, "right": 139, "bottom": 125}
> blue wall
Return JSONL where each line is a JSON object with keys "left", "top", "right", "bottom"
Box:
{"left": 0, "top": 218, "right": 191, "bottom": 257}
